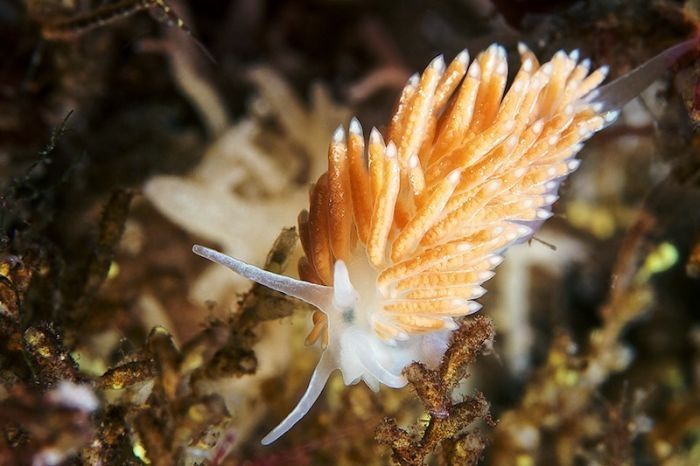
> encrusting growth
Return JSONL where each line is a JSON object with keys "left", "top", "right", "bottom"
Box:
{"left": 193, "top": 38, "right": 699, "bottom": 444}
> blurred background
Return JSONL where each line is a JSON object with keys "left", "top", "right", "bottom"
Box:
{"left": 1, "top": 0, "right": 700, "bottom": 464}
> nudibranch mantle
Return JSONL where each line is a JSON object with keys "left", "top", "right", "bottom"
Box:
{"left": 193, "top": 38, "right": 699, "bottom": 445}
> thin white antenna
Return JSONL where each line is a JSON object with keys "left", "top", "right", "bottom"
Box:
{"left": 192, "top": 245, "right": 335, "bottom": 311}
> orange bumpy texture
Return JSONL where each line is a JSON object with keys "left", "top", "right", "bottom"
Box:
{"left": 298, "top": 44, "right": 607, "bottom": 345}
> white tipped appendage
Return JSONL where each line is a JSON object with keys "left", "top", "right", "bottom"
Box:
{"left": 496, "top": 59, "right": 507, "bottom": 75}
{"left": 603, "top": 110, "right": 620, "bottom": 124}
{"left": 349, "top": 117, "right": 362, "bottom": 136}
{"left": 333, "top": 125, "right": 346, "bottom": 142}
{"left": 430, "top": 54, "right": 446, "bottom": 74}
{"left": 468, "top": 60, "right": 481, "bottom": 78}
{"left": 541, "top": 63, "right": 553, "bottom": 76}
{"left": 369, "top": 127, "right": 382, "bottom": 145}
{"left": 385, "top": 141, "right": 398, "bottom": 158}
{"left": 455, "top": 49, "right": 469, "bottom": 64}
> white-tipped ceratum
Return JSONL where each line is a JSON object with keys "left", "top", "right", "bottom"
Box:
{"left": 193, "top": 38, "right": 699, "bottom": 445}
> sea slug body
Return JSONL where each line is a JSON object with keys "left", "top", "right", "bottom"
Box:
{"left": 193, "top": 38, "right": 699, "bottom": 444}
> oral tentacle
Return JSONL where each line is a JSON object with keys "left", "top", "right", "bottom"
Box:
{"left": 261, "top": 351, "right": 337, "bottom": 445}
{"left": 193, "top": 245, "right": 335, "bottom": 311}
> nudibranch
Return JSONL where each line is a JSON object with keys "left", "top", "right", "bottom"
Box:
{"left": 193, "top": 39, "right": 698, "bottom": 444}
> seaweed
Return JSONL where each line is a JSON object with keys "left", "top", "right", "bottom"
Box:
{"left": 376, "top": 316, "right": 495, "bottom": 466}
